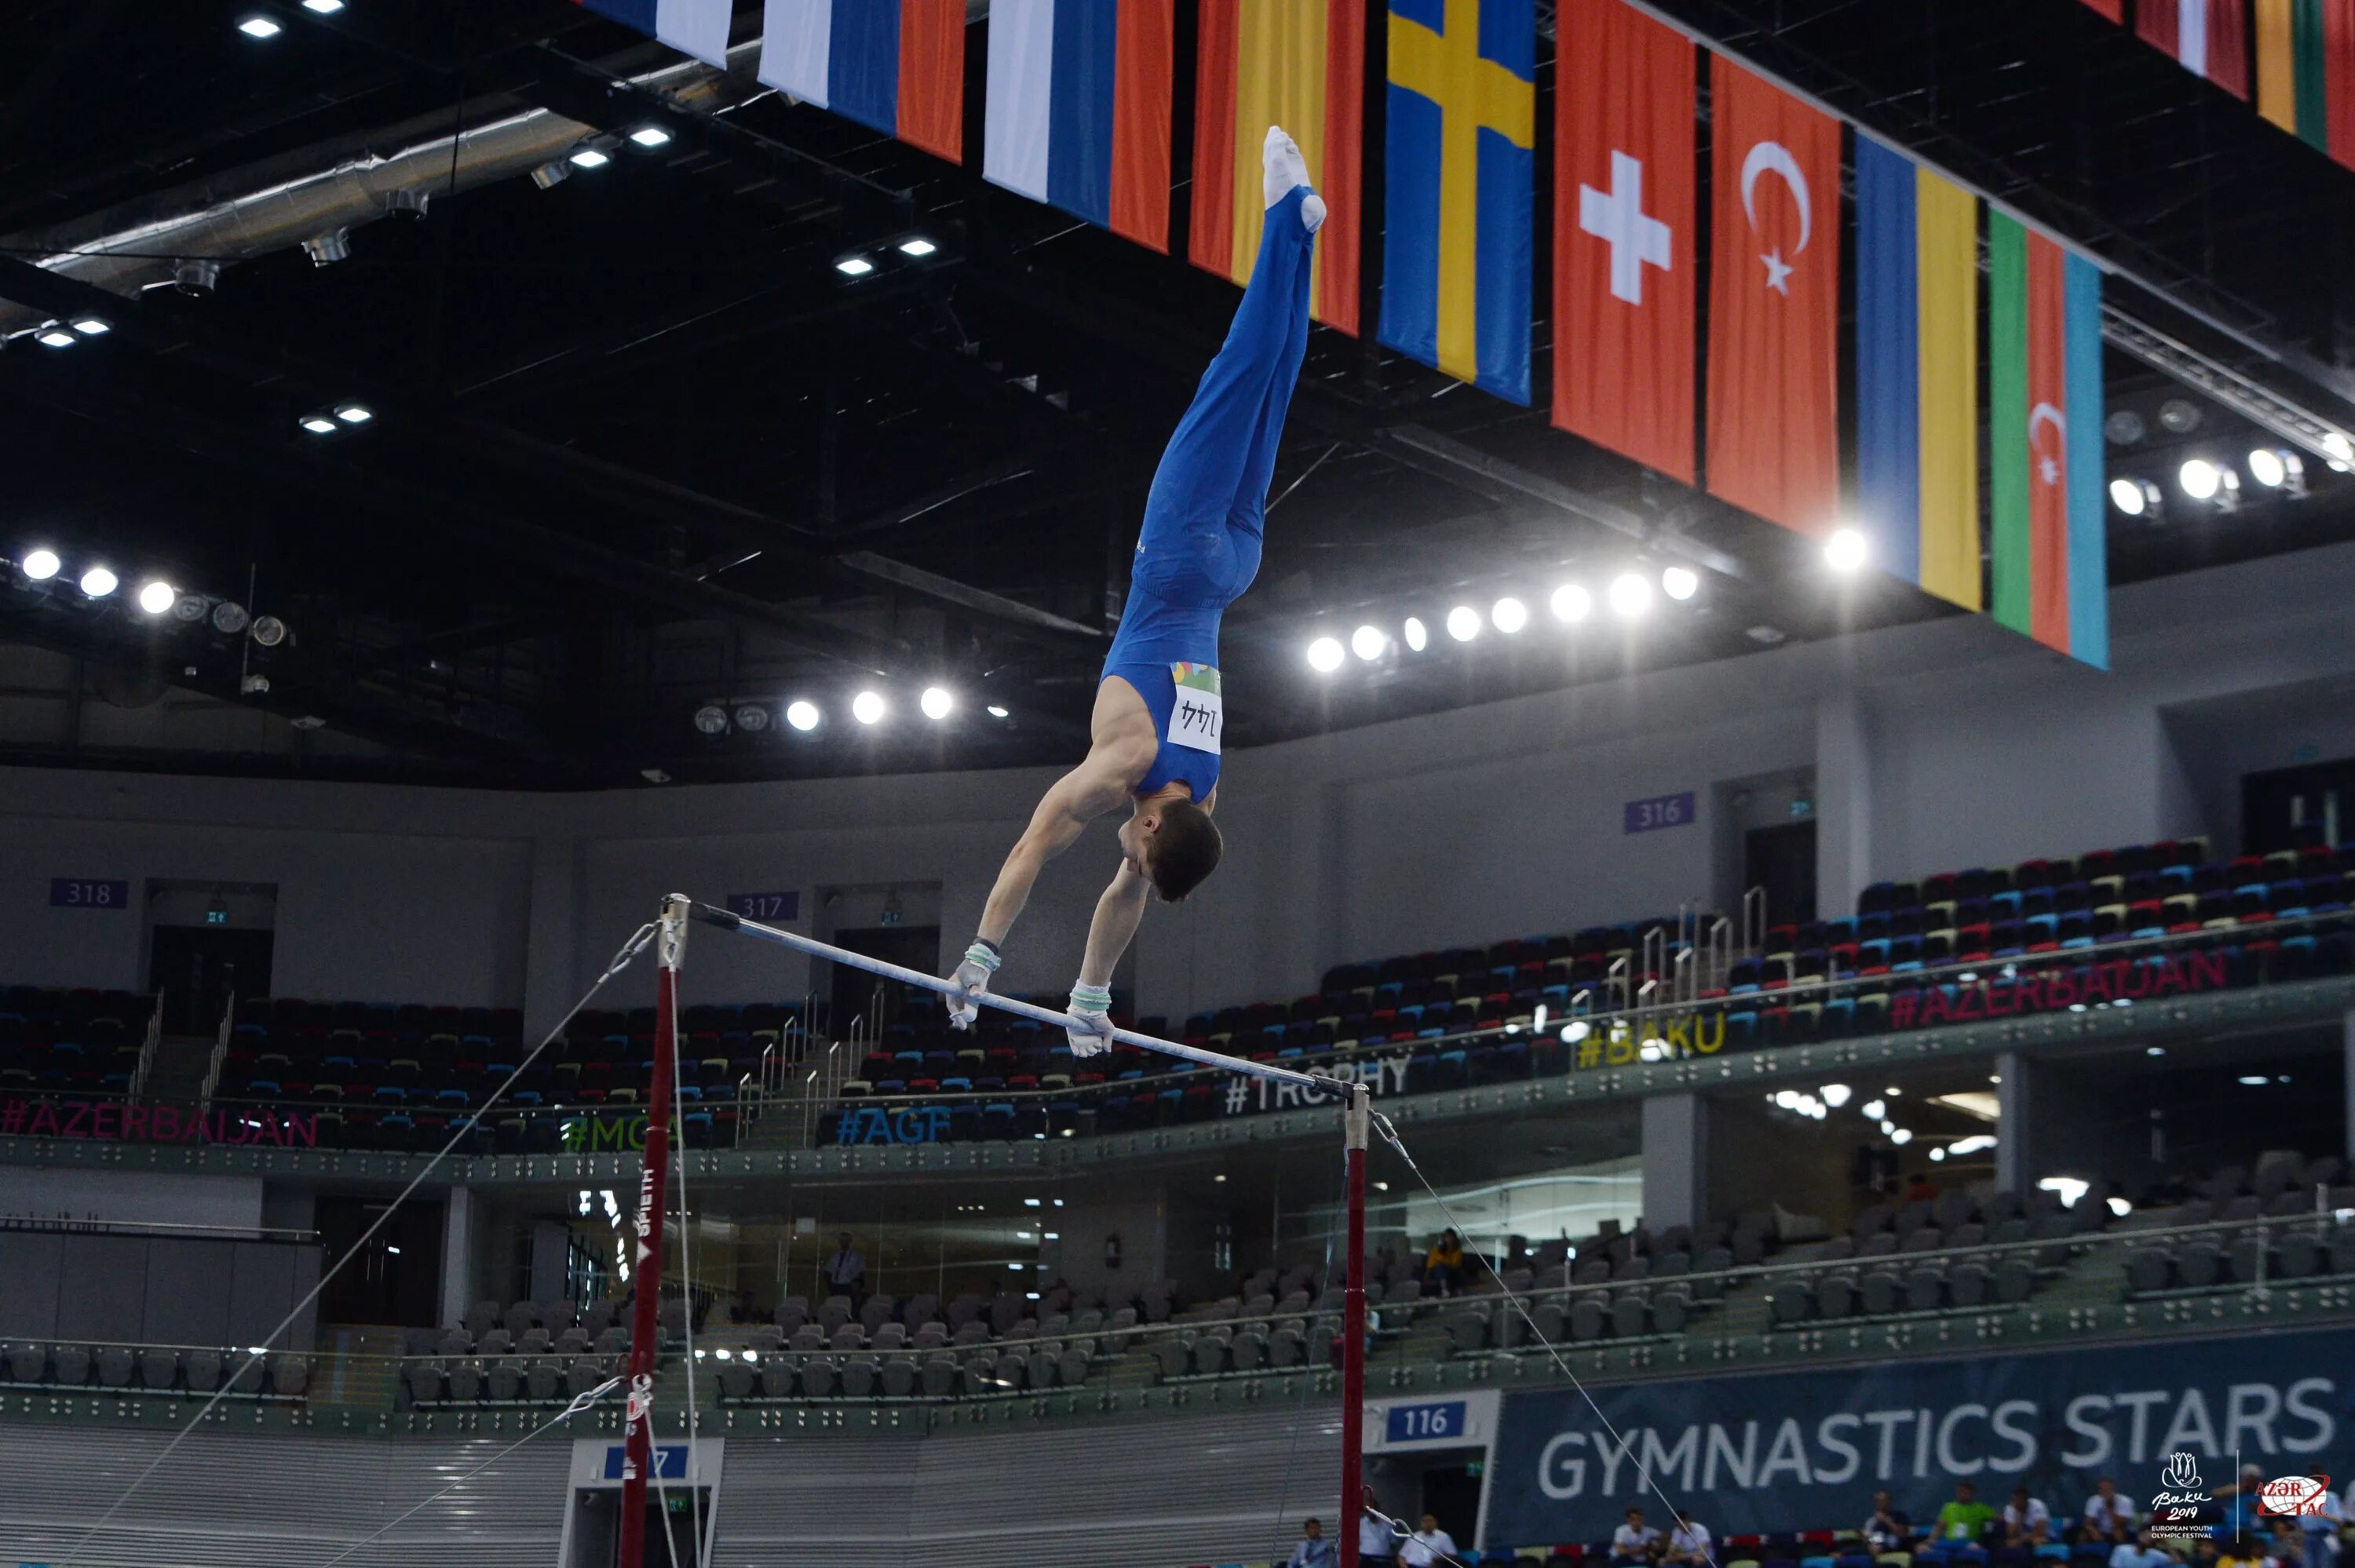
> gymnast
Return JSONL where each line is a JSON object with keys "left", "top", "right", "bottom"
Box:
{"left": 945, "top": 126, "right": 1325, "bottom": 1058}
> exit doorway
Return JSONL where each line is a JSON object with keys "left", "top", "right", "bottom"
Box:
{"left": 827, "top": 925, "right": 943, "bottom": 1034}
{"left": 149, "top": 925, "right": 275, "bottom": 1034}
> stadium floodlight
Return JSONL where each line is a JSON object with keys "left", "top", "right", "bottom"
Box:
{"left": 137, "top": 580, "right": 177, "bottom": 615}
{"left": 79, "top": 566, "right": 117, "bottom": 598}
{"left": 1306, "top": 636, "right": 1345, "bottom": 673}
{"left": 852, "top": 691, "right": 885, "bottom": 724}
{"left": 20, "top": 548, "right": 60, "bottom": 582}
{"left": 627, "top": 126, "right": 673, "bottom": 148}
{"left": 692, "top": 705, "right": 728, "bottom": 736}
{"left": 1402, "top": 616, "right": 1428, "bottom": 651}
{"left": 899, "top": 237, "right": 938, "bottom": 257}
{"left": 237, "top": 15, "right": 283, "bottom": 38}
{"left": 985, "top": 704, "right": 1010, "bottom": 719}
{"left": 1860, "top": 1098, "right": 1886, "bottom": 1121}
{"left": 1607, "top": 571, "right": 1652, "bottom": 617}
{"left": 2246, "top": 447, "right": 2304, "bottom": 494}
{"left": 1444, "top": 605, "right": 1481, "bottom": 642}
{"left": 1660, "top": 566, "right": 1698, "bottom": 600}
{"left": 2178, "top": 458, "right": 2229, "bottom": 501}
{"left": 733, "top": 704, "right": 771, "bottom": 733}
{"left": 34, "top": 326, "right": 77, "bottom": 348}
{"left": 334, "top": 403, "right": 372, "bottom": 425}
{"left": 1350, "top": 625, "right": 1386, "bottom": 662}
{"left": 785, "top": 700, "right": 820, "bottom": 731}
{"left": 1550, "top": 583, "right": 1592, "bottom": 622}
{"left": 1889, "top": 1127, "right": 1913, "bottom": 1145}
{"left": 1491, "top": 596, "right": 1528, "bottom": 633}
{"left": 568, "top": 146, "right": 611, "bottom": 170}
{"left": 2109, "top": 477, "right": 2146, "bottom": 516}
{"left": 1819, "top": 1082, "right": 1851, "bottom": 1108}
{"left": 836, "top": 254, "right": 875, "bottom": 277}
{"left": 1824, "top": 528, "right": 1868, "bottom": 573}
{"left": 920, "top": 686, "right": 954, "bottom": 720}
{"left": 69, "top": 317, "right": 110, "bottom": 336}
{"left": 299, "top": 413, "right": 339, "bottom": 434}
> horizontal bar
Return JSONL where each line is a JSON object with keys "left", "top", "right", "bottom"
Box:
{"left": 692, "top": 903, "right": 1347, "bottom": 1099}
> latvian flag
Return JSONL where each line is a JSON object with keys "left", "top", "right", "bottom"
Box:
{"left": 572, "top": 0, "right": 732, "bottom": 68}
{"left": 758, "top": 0, "right": 967, "bottom": 162}
{"left": 983, "top": 0, "right": 1175, "bottom": 252}
{"left": 2137, "top": 0, "right": 2251, "bottom": 98}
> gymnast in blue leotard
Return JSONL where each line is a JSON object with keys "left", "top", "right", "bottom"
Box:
{"left": 947, "top": 126, "right": 1323, "bottom": 1059}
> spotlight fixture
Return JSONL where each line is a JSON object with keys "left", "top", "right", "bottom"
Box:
{"left": 250, "top": 615, "right": 287, "bottom": 647}
{"left": 920, "top": 686, "right": 954, "bottom": 720}
{"left": 237, "top": 15, "right": 283, "bottom": 38}
{"left": 301, "top": 0, "right": 345, "bottom": 11}
{"left": 733, "top": 703, "right": 771, "bottom": 734}
{"left": 640, "top": 768, "right": 671, "bottom": 784}
{"left": 79, "top": 566, "right": 118, "bottom": 598}
{"left": 836, "top": 255, "right": 876, "bottom": 277}
{"left": 627, "top": 126, "right": 674, "bottom": 148}
{"left": 2157, "top": 398, "right": 2201, "bottom": 435}
{"left": 852, "top": 690, "right": 885, "bottom": 724}
{"left": 899, "top": 237, "right": 938, "bottom": 257}
{"left": 298, "top": 413, "right": 339, "bottom": 434}
{"left": 785, "top": 700, "right": 821, "bottom": 732}
{"left": 2102, "top": 409, "right": 2145, "bottom": 445}
{"left": 2178, "top": 458, "right": 2221, "bottom": 500}
{"left": 210, "top": 601, "right": 250, "bottom": 635}
{"left": 1824, "top": 529, "right": 1868, "bottom": 573}
{"left": 2246, "top": 447, "right": 2304, "bottom": 493}
{"left": 1819, "top": 1082, "right": 1852, "bottom": 1108}
{"left": 300, "top": 231, "right": 350, "bottom": 265}
{"left": 1860, "top": 1098, "right": 1886, "bottom": 1121}
{"left": 20, "top": 548, "right": 60, "bottom": 582}
{"left": 1402, "top": 616, "right": 1429, "bottom": 652}
{"left": 334, "top": 403, "right": 372, "bottom": 425}
{"left": 1607, "top": 571, "right": 1652, "bottom": 617}
{"left": 1491, "top": 596, "right": 1528, "bottom": 633}
{"left": 34, "top": 326, "right": 77, "bottom": 348}
{"left": 1746, "top": 624, "right": 1786, "bottom": 645}
{"left": 1349, "top": 625, "right": 1386, "bottom": 662}
{"left": 172, "top": 593, "right": 208, "bottom": 622}
{"left": 1444, "top": 605, "right": 1481, "bottom": 642}
{"left": 2326, "top": 432, "right": 2354, "bottom": 471}
{"left": 2108, "top": 476, "right": 2148, "bottom": 516}
{"left": 1306, "top": 636, "right": 1345, "bottom": 673}
{"left": 1889, "top": 1127, "right": 1914, "bottom": 1146}
{"left": 568, "top": 145, "right": 612, "bottom": 169}
{"left": 1660, "top": 566, "right": 1699, "bottom": 601}
{"left": 1550, "top": 583, "right": 1592, "bottom": 622}
{"left": 137, "top": 581, "right": 176, "bottom": 615}
{"left": 986, "top": 704, "right": 1010, "bottom": 719}
{"left": 692, "top": 704, "right": 729, "bottom": 736}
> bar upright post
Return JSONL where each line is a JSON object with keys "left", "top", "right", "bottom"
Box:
{"left": 618, "top": 894, "right": 688, "bottom": 1568}
{"left": 1340, "top": 1082, "right": 1371, "bottom": 1568}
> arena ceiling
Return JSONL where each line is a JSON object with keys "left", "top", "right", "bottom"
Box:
{"left": 0, "top": 0, "right": 2350, "bottom": 788}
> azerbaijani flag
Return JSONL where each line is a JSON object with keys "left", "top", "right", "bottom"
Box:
{"left": 758, "top": 0, "right": 966, "bottom": 163}
{"left": 572, "top": 0, "right": 732, "bottom": 68}
{"left": 983, "top": 0, "right": 1174, "bottom": 252}
{"left": 1855, "top": 137, "right": 1983, "bottom": 612}
{"left": 1988, "top": 213, "right": 2109, "bottom": 669}
{"left": 2254, "top": 0, "right": 2355, "bottom": 167}
{"left": 1378, "top": 0, "right": 1536, "bottom": 403}
{"left": 1189, "top": 0, "right": 1364, "bottom": 334}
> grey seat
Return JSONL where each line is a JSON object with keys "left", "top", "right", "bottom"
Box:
{"left": 959, "top": 1354, "right": 997, "bottom": 1396}
{"left": 227, "top": 1353, "right": 265, "bottom": 1395}
{"left": 1995, "top": 1258, "right": 2036, "bottom": 1302}
{"left": 95, "top": 1347, "right": 134, "bottom": 1387}
{"left": 1815, "top": 1274, "right": 1857, "bottom": 1318}
{"left": 1057, "top": 1347, "right": 1092, "bottom": 1386}
{"left": 830, "top": 1324, "right": 867, "bottom": 1352}
{"left": 184, "top": 1350, "right": 224, "bottom": 1391}
{"left": 837, "top": 1357, "right": 879, "bottom": 1398}
{"left": 881, "top": 1357, "right": 918, "bottom": 1398}
{"left": 2276, "top": 1234, "right": 2324, "bottom": 1278}
{"left": 2227, "top": 1237, "right": 2273, "bottom": 1282}
{"left": 1648, "top": 1292, "right": 1689, "bottom": 1333}
{"left": 758, "top": 1362, "right": 795, "bottom": 1398}
{"left": 1948, "top": 1263, "right": 1991, "bottom": 1307}
{"left": 1771, "top": 1286, "right": 1813, "bottom": 1324}
{"left": 2176, "top": 1241, "right": 2222, "bottom": 1287}
{"left": 1026, "top": 1348, "right": 1060, "bottom": 1388}
{"left": 1609, "top": 1293, "right": 1649, "bottom": 1336}
{"left": 52, "top": 1346, "right": 93, "bottom": 1386}
{"left": 1445, "top": 1310, "right": 1489, "bottom": 1353}
{"left": 1569, "top": 1299, "right": 1608, "bottom": 1340}
{"left": 717, "top": 1362, "right": 755, "bottom": 1400}
{"left": 1860, "top": 1270, "right": 1900, "bottom": 1315}
{"left": 139, "top": 1348, "right": 180, "bottom": 1390}
{"left": 1189, "top": 1334, "right": 1229, "bottom": 1376}
{"left": 920, "top": 1355, "right": 958, "bottom": 1398}
{"left": 566, "top": 1358, "right": 608, "bottom": 1397}
{"left": 1152, "top": 1339, "right": 1190, "bottom": 1380}
{"left": 799, "top": 1358, "right": 838, "bottom": 1398}
{"left": 818, "top": 1295, "right": 855, "bottom": 1332}
{"left": 1229, "top": 1330, "right": 1265, "bottom": 1373}
{"left": 6, "top": 1343, "right": 46, "bottom": 1383}
{"left": 272, "top": 1355, "right": 309, "bottom": 1397}
{"left": 1528, "top": 1301, "right": 1567, "bottom": 1344}
{"left": 993, "top": 1353, "right": 1028, "bottom": 1392}
{"left": 446, "top": 1362, "right": 483, "bottom": 1401}
{"left": 485, "top": 1362, "right": 523, "bottom": 1401}
{"left": 407, "top": 1365, "right": 447, "bottom": 1404}
{"left": 1903, "top": 1267, "right": 1945, "bottom": 1313}
{"left": 502, "top": 1301, "right": 539, "bottom": 1336}
{"left": 522, "top": 1358, "right": 560, "bottom": 1401}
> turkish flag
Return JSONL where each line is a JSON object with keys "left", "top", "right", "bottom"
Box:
{"left": 1553, "top": 0, "right": 1696, "bottom": 482}
{"left": 1704, "top": 57, "right": 1842, "bottom": 534}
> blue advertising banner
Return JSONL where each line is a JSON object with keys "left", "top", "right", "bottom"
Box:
{"left": 1485, "top": 1327, "right": 2352, "bottom": 1546}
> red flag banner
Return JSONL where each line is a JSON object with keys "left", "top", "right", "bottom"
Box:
{"left": 2079, "top": 0, "right": 2124, "bottom": 19}
{"left": 1703, "top": 57, "right": 1842, "bottom": 535}
{"left": 1552, "top": 0, "right": 1696, "bottom": 482}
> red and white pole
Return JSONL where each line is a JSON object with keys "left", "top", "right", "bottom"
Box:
{"left": 1340, "top": 1082, "right": 1371, "bottom": 1568}
{"left": 618, "top": 895, "right": 688, "bottom": 1568}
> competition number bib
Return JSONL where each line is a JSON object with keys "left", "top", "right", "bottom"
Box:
{"left": 1166, "top": 662, "right": 1223, "bottom": 755}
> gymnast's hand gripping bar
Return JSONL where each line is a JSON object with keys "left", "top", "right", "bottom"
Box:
{"left": 688, "top": 901, "right": 1349, "bottom": 1099}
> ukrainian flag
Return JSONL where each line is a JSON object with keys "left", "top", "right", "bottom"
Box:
{"left": 1377, "top": 0, "right": 1535, "bottom": 404}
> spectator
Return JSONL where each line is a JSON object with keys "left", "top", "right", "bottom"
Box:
{"left": 825, "top": 1233, "right": 867, "bottom": 1303}
{"left": 2083, "top": 1479, "right": 2138, "bottom": 1546}
{"left": 1286, "top": 1517, "right": 1338, "bottom": 1568}
{"left": 1422, "top": 1230, "right": 1466, "bottom": 1297}
{"left": 2269, "top": 1530, "right": 2305, "bottom": 1568}
{"left": 2002, "top": 1485, "right": 2054, "bottom": 1556}
{"left": 1665, "top": 1511, "right": 1712, "bottom": 1567}
{"left": 1401, "top": 1513, "right": 1459, "bottom": 1568}
{"left": 1864, "top": 1490, "right": 1914, "bottom": 1553}
{"left": 1927, "top": 1480, "right": 1998, "bottom": 1565}
{"left": 2300, "top": 1478, "right": 2343, "bottom": 1567}
{"left": 1361, "top": 1488, "right": 1401, "bottom": 1566}
{"left": 2214, "top": 1465, "right": 2268, "bottom": 1544}
{"left": 1613, "top": 1505, "right": 1665, "bottom": 1566}
{"left": 1908, "top": 1172, "right": 1939, "bottom": 1204}
{"left": 2109, "top": 1528, "right": 2175, "bottom": 1568}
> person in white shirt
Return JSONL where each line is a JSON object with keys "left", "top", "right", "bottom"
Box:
{"left": 1614, "top": 1506, "right": 1666, "bottom": 1566}
{"left": 2004, "top": 1487, "right": 2054, "bottom": 1549}
{"left": 1360, "top": 1490, "right": 1402, "bottom": 1565}
{"left": 2083, "top": 1479, "right": 2138, "bottom": 1546}
{"left": 1666, "top": 1511, "right": 1714, "bottom": 1567}
{"left": 1400, "top": 1514, "right": 1459, "bottom": 1568}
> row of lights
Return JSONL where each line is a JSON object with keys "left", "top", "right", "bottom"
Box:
{"left": 693, "top": 687, "right": 1011, "bottom": 737}
{"left": 837, "top": 236, "right": 941, "bottom": 276}
{"left": 17, "top": 315, "right": 109, "bottom": 349}
{"left": 297, "top": 402, "right": 372, "bottom": 436}
{"left": 2109, "top": 444, "right": 2328, "bottom": 518}
{"left": 13, "top": 548, "right": 287, "bottom": 643}
{"left": 236, "top": 1, "right": 345, "bottom": 38}
{"left": 1769, "top": 1081, "right": 1916, "bottom": 1143}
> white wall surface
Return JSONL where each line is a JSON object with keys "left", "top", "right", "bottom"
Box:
{"left": 0, "top": 542, "right": 2350, "bottom": 1028}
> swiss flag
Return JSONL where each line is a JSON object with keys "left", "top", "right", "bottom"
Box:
{"left": 1704, "top": 58, "right": 1842, "bottom": 535}
{"left": 1552, "top": 0, "right": 1696, "bottom": 483}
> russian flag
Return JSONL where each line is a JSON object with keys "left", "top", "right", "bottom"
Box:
{"left": 573, "top": 0, "right": 732, "bottom": 68}
{"left": 983, "top": 0, "right": 1174, "bottom": 253}
{"left": 759, "top": 0, "right": 966, "bottom": 163}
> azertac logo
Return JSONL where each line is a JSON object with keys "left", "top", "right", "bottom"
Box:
{"left": 2258, "top": 1475, "right": 2334, "bottom": 1516}
{"left": 2149, "top": 1452, "right": 2208, "bottom": 1538}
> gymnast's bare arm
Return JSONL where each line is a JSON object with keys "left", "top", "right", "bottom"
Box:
{"left": 975, "top": 679, "right": 1158, "bottom": 950}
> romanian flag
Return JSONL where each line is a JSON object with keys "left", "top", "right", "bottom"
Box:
{"left": 1189, "top": 1, "right": 1364, "bottom": 334}
{"left": 2137, "top": 0, "right": 2251, "bottom": 97}
{"left": 983, "top": 0, "right": 1174, "bottom": 252}
{"left": 572, "top": 0, "right": 732, "bottom": 67}
{"left": 1988, "top": 213, "right": 2110, "bottom": 669}
{"left": 1855, "top": 137, "right": 1982, "bottom": 612}
{"left": 1378, "top": 0, "right": 1536, "bottom": 403}
{"left": 758, "top": 0, "right": 966, "bottom": 162}
{"left": 2254, "top": 0, "right": 2355, "bottom": 166}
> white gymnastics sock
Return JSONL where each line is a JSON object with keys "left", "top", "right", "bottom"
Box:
{"left": 1263, "top": 125, "right": 1325, "bottom": 232}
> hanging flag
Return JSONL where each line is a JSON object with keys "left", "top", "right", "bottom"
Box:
{"left": 574, "top": 0, "right": 732, "bottom": 68}
{"left": 1988, "top": 213, "right": 2109, "bottom": 669}
{"left": 1552, "top": 0, "right": 1695, "bottom": 481}
{"left": 1189, "top": 1, "right": 1364, "bottom": 333}
{"left": 1855, "top": 137, "right": 1983, "bottom": 612}
{"left": 983, "top": 0, "right": 1174, "bottom": 252}
{"left": 2254, "top": 0, "right": 2355, "bottom": 166}
{"left": 1378, "top": 0, "right": 1537, "bottom": 403}
{"left": 1703, "top": 59, "right": 1841, "bottom": 534}
{"left": 759, "top": 0, "right": 966, "bottom": 162}
{"left": 2137, "top": 0, "right": 2251, "bottom": 98}
{"left": 2079, "top": 0, "right": 2125, "bottom": 18}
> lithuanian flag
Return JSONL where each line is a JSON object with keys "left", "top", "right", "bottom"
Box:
{"left": 2253, "top": 0, "right": 2355, "bottom": 166}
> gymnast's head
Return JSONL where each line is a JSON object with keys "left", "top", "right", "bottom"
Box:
{"left": 1124, "top": 797, "right": 1223, "bottom": 903}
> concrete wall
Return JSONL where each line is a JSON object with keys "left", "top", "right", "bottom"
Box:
{"left": 0, "top": 542, "right": 2351, "bottom": 1030}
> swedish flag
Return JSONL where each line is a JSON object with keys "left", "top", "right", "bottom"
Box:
{"left": 1378, "top": 0, "right": 1535, "bottom": 403}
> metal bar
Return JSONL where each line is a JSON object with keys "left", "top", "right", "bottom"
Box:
{"left": 1339, "top": 1083, "right": 1371, "bottom": 1568}
{"left": 694, "top": 904, "right": 1349, "bottom": 1097}
{"left": 617, "top": 895, "right": 688, "bottom": 1568}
